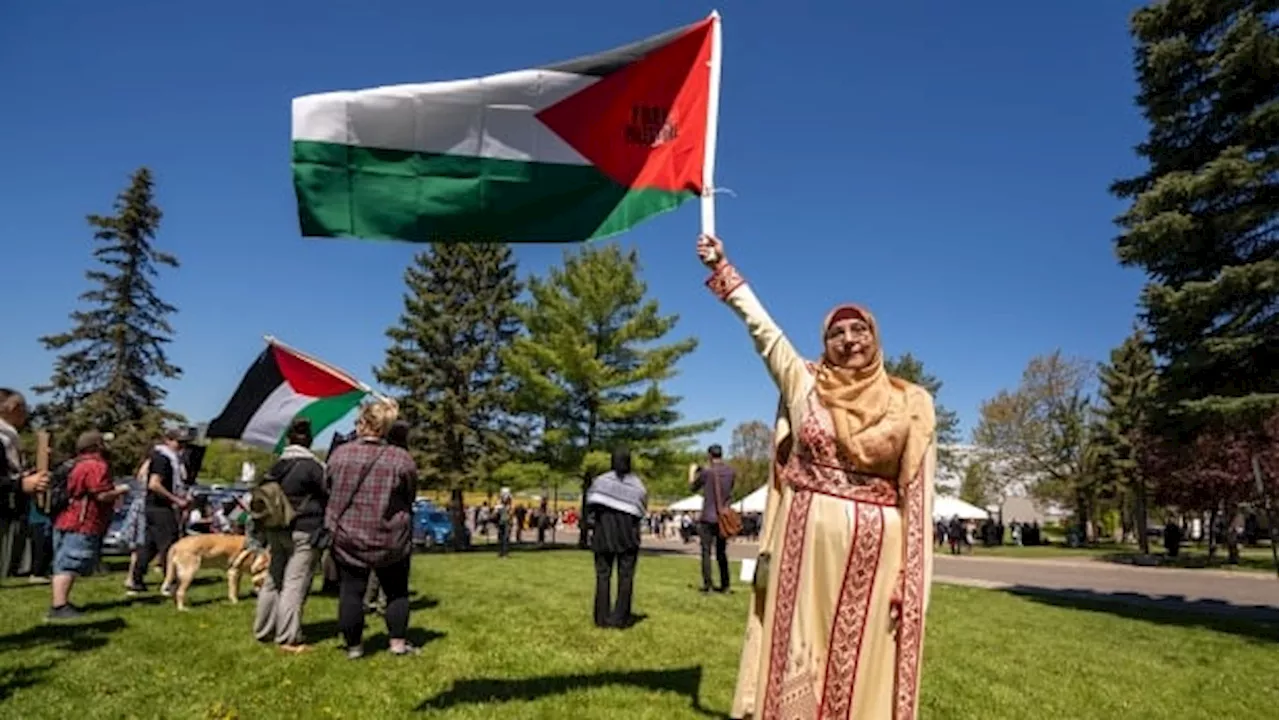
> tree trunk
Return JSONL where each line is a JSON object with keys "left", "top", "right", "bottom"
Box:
{"left": 1207, "top": 507, "right": 1219, "bottom": 560}
{"left": 1134, "top": 476, "right": 1150, "bottom": 554}
{"left": 1225, "top": 501, "right": 1241, "bottom": 565}
{"left": 578, "top": 474, "right": 591, "bottom": 549}
{"left": 449, "top": 488, "right": 467, "bottom": 551}
{"left": 1075, "top": 490, "right": 1091, "bottom": 545}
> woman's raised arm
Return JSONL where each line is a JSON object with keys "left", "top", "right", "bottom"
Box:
{"left": 697, "top": 234, "right": 807, "bottom": 405}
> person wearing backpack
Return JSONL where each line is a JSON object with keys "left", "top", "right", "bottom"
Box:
{"left": 47, "top": 431, "right": 128, "bottom": 621}
{"left": 253, "top": 418, "right": 328, "bottom": 653}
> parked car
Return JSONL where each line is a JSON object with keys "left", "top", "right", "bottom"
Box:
{"left": 413, "top": 504, "right": 455, "bottom": 549}
{"left": 101, "top": 508, "right": 131, "bottom": 556}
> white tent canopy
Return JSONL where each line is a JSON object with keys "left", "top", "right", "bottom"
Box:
{"left": 667, "top": 494, "right": 703, "bottom": 512}
{"left": 733, "top": 485, "right": 768, "bottom": 514}
{"left": 934, "top": 496, "right": 988, "bottom": 521}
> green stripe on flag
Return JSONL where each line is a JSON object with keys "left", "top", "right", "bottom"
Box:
{"left": 292, "top": 140, "right": 692, "bottom": 244}
{"left": 274, "top": 389, "right": 367, "bottom": 453}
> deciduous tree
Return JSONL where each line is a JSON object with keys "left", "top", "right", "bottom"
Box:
{"left": 729, "top": 420, "right": 772, "bottom": 497}
{"left": 973, "top": 352, "right": 1095, "bottom": 537}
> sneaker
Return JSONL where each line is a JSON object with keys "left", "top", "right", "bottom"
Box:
{"left": 389, "top": 643, "right": 420, "bottom": 657}
{"left": 346, "top": 646, "right": 365, "bottom": 661}
{"left": 125, "top": 583, "right": 147, "bottom": 596}
{"left": 27, "top": 576, "right": 51, "bottom": 585}
{"left": 45, "top": 605, "right": 85, "bottom": 622}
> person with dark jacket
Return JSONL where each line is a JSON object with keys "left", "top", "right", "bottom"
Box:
{"left": 254, "top": 418, "right": 328, "bottom": 652}
{"left": 586, "top": 446, "right": 648, "bottom": 629}
{"left": 128, "top": 427, "right": 192, "bottom": 594}
{"left": 690, "top": 444, "right": 735, "bottom": 593}
{"left": 0, "top": 389, "right": 49, "bottom": 581}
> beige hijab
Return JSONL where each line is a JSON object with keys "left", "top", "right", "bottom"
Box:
{"left": 814, "top": 304, "right": 895, "bottom": 465}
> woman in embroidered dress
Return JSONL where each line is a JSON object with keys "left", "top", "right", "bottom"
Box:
{"left": 696, "top": 235, "right": 936, "bottom": 720}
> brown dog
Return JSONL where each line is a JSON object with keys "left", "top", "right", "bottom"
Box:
{"left": 163, "top": 534, "right": 269, "bottom": 611}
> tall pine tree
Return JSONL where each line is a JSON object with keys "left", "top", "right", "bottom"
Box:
{"left": 1111, "top": 0, "right": 1278, "bottom": 427}
{"left": 504, "top": 244, "right": 721, "bottom": 543}
{"left": 1090, "top": 329, "right": 1159, "bottom": 553}
{"left": 375, "top": 243, "right": 523, "bottom": 494}
{"left": 36, "top": 167, "right": 182, "bottom": 469}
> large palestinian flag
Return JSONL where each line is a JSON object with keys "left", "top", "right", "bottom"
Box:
{"left": 207, "top": 339, "right": 368, "bottom": 451}
{"left": 291, "top": 13, "right": 721, "bottom": 244}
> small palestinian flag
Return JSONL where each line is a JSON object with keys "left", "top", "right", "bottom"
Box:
{"left": 207, "top": 339, "right": 368, "bottom": 451}
{"left": 291, "top": 12, "right": 721, "bottom": 244}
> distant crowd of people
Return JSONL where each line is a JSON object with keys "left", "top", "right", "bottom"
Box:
{"left": 935, "top": 516, "right": 1046, "bottom": 555}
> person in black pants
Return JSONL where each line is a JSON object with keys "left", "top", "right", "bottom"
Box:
{"left": 586, "top": 447, "right": 647, "bottom": 629}
{"left": 326, "top": 401, "right": 418, "bottom": 659}
{"left": 129, "top": 428, "right": 190, "bottom": 593}
{"left": 690, "top": 445, "right": 735, "bottom": 593}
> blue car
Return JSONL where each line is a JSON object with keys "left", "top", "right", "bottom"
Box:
{"left": 413, "top": 504, "right": 454, "bottom": 549}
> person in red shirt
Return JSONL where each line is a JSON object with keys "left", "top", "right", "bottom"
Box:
{"left": 48, "top": 431, "right": 128, "bottom": 622}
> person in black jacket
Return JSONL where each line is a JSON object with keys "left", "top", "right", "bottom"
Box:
{"left": 0, "top": 389, "right": 49, "bottom": 581}
{"left": 253, "top": 418, "right": 328, "bottom": 652}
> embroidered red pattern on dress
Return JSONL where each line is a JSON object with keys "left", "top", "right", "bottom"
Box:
{"left": 761, "top": 486, "right": 813, "bottom": 720}
{"left": 893, "top": 457, "right": 928, "bottom": 720}
{"left": 818, "top": 503, "right": 884, "bottom": 720}
{"left": 705, "top": 262, "right": 746, "bottom": 300}
{"left": 792, "top": 395, "right": 899, "bottom": 506}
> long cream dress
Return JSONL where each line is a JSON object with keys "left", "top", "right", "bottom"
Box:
{"left": 706, "top": 263, "right": 936, "bottom": 720}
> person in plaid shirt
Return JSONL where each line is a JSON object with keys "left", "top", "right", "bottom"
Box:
{"left": 325, "top": 399, "right": 418, "bottom": 659}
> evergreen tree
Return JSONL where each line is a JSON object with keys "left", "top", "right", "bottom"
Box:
{"left": 1111, "top": 0, "right": 1278, "bottom": 426}
{"left": 504, "top": 245, "right": 721, "bottom": 543}
{"left": 1090, "top": 329, "right": 1159, "bottom": 553}
{"left": 883, "top": 353, "right": 961, "bottom": 470}
{"left": 375, "top": 243, "right": 523, "bottom": 492}
{"left": 35, "top": 167, "right": 182, "bottom": 470}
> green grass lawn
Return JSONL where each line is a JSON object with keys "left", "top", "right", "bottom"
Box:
{"left": 0, "top": 549, "right": 1274, "bottom": 719}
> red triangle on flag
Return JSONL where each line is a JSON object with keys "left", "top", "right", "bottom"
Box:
{"left": 536, "top": 19, "right": 714, "bottom": 194}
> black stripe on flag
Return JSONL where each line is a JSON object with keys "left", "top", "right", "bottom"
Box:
{"left": 207, "top": 347, "right": 284, "bottom": 440}
{"left": 540, "top": 23, "right": 690, "bottom": 77}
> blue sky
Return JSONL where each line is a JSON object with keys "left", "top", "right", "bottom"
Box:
{"left": 1, "top": 0, "right": 1148, "bottom": 448}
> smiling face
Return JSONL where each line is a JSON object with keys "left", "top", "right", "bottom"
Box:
{"left": 823, "top": 311, "right": 878, "bottom": 371}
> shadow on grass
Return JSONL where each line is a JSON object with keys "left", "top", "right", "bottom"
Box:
{"left": 364, "top": 628, "right": 446, "bottom": 652}
{"left": 77, "top": 594, "right": 166, "bottom": 613}
{"left": 0, "top": 617, "right": 128, "bottom": 653}
{"left": 0, "top": 618, "right": 128, "bottom": 701}
{"left": 1000, "top": 585, "right": 1278, "bottom": 641}
{"left": 413, "top": 665, "right": 725, "bottom": 717}
{"left": 0, "top": 662, "right": 54, "bottom": 701}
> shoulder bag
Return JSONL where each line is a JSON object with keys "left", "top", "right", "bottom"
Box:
{"left": 316, "top": 446, "right": 386, "bottom": 551}
{"left": 709, "top": 468, "right": 742, "bottom": 539}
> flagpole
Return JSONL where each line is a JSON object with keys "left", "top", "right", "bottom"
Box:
{"left": 700, "top": 10, "right": 722, "bottom": 237}
{"left": 261, "top": 334, "right": 388, "bottom": 402}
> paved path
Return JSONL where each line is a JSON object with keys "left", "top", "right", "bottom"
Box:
{"left": 552, "top": 529, "right": 1278, "bottom": 620}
